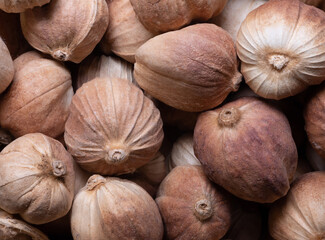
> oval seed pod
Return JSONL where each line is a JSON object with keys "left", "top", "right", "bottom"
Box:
{"left": 210, "top": 0, "right": 267, "bottom": 42}
{"left": 0, "top": 37, "right": 14, "bottom": 94}
{"left": 0, "top": 133, "right": 75, "bottom": 224}
{"left": 20, "top": 0, "right": 109, "bottom": 63}
{"left": 0, "top": 0, "right": 50, "bottom": 13}
{"left": 130, "top": 0, "right": 228, "bottom": 33}
{"left": 156, "top": 165, "right": 233, "bottom": 240}
{"left": 77, "top": 54, "right": 134, "bottom": 90}
{"left": 236, "top": 0, "right": 325, "bottom": 99}
{"left": 134, "top": 23, "right": 242, "bottom": 112}
{"left": 100, "top": 0, "right": 156, "bottom": 63}
{"left": 304, "top": 84, "right": 325, "bottom": 159}
{"left": 71, "top": 175, "right": 163, "bottom": 240}
{"left": 194, "top": 97, "right": 298, "bottom": 203}
{"left": 168, "top": 133, "right": 201, "bottom": 171}
{"left": 0, "top": 53, "right": 73, "bottom": 138}
{"left": 0, "top": 209, "right": 49, "bottom": 240}
{"left": 64, "top": 77, "right": 164, "bottom": 175}
{"left": 269, "top": 171, "right": 325, "bottom": 240}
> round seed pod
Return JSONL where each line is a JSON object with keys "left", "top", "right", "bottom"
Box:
{"left": 0, "top": 52, "right": 73, "bottom": 138}
{"left": 0, "top": 209, "right": 49, "bottom": 239}
{"left": 100, "top": 0, "right": 156, "bottom": 63}
{"left": 134, "top": 23, "right": 242, "bottom": 112}
{"left": 193, "top": 97, "right": 298, "bottom": 203}
{"left": 269, "top": 171, "right": 325, "bottom": 240}
{"left": 129, "top": 0, "right": 228, "bottom": 33}
{"left": 236, "top": 0, "right": 325, "bottom": 99}
{"left": 71, "top": 175, "right": 163, "bottom": 240}
{"left": 304, "top": 84, "right": 325, "bottom": 159}
{"left": 0, "top": 133, "right": 75, "bottom": 224}
{"left": 0, "top": 0, "right": 50, "bottom": 13}
{"left": 0, "top": 37, "right": 14, "bottom": 94}
{"left": 64, "top": 77, "right": 164, "bottom": 175}
{"left": 156, "top": 165, "right": 233, "bottom": 240}
{"left": 77, "top": 54, "right": 134, "bottom": 90}
{"left": 20, "top": 0, "right": 109, "bottom": 63}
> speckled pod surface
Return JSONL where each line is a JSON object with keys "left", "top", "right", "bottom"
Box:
{"left": 194, "top": 97, "right": 298, "bottom": 203}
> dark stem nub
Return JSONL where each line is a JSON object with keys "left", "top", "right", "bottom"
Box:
{"left": 194, "top": 199, "right": 213, "bottom": 221}
{"left": 86, "top": 175, "right": 106, "bottom": 191}
{"left": 53, "top": 50, "right": 68, "bottom": 61}
{"left": 106, "top": 149, "right": 127, "bottom": 164}
{"left": 52, "top": 160, "right": 66, "bottom": 177}
{"left": 218, "top": 108, "right": 241, "bottom": 127}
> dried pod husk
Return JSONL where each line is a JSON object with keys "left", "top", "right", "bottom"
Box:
{"left": 0, "top": 133, "right": 75, "bottom": 224}
{"left": 130, "top": 0, "right": 228, "bottom": 33}
{"left": 168, "top": 133, "right": 201, "bottom": 171}
{"left": 20, "top": 0, "right": 109, "bottom": 63}
{"left": 64, "top": 77, "right": 164, "bottom": 175}
{"left": 236, "top": 0, "right": 325, "bottom": 100}
{"left": 0, "top": 0, "right": 49, "bottom": 13}
{"left": 77, "top": 54, "right": 134, "bottom": 90}
{"left": 134, "top": 23, "right": 242, "bottom": 112}
{"left": 193, "top": 97, "right": 298, "bottom": 203}
{"left": 0, "top": 209, "right": 49, "bottom": 240}
{"left": 71, "top": 175, "right": 163, "bottom": 240}
{"left": 0, "top": 10, "right": 30, "bottom": 59}
{"left": 100, "top": 0, "right": 156, "bottom": 63}
{"left": 0, "top": 53, "right": 73, "bottom": 138}
{"left": 306, "top": 142, "right": 325, "bottom": 171}
{"left": 210, "top": 0, "right": 267, "bottom": 42}
{"left": 269, "top": 171, "right": 325, "bottom": 240}
{"left": 156, "top": 165, "right": 233, "bottom": 240}
{"left": 13, "top": 50, "right": 44, "bottom": 71}
{"left": 0, "top": 37, "right": 14, "bottom": 94}
{"left": 304, "top": 84, "right": 325, "bottom": 159}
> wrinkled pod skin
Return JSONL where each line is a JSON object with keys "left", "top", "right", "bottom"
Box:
{"left": 130, "top": 0, "right": 228, "bottom": 33}
{"left": 156, "top": 165, "right": 233, "bottom": 240}
{"left": 194, "top": 97, "right": 298, "bottom": 203}
{"left": 134, "top": 23, "right": 242, "bottom": 112}
{"left": 0, "top": 133, "right": 75, "bottom": 224}
{"left": 64, "top": 77, "right": 164, "bottom": 175}
{"left": 269, "top": 171, "right": 325, "bottom": 240}
{"left": 71, "top": 174, "right": 164, "bottom": 240}
{"left": 236, "top": 0, "right": 325, "bottom": 99}
{"left": 20, "top": 0, "right": 109, "bottom": 63}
